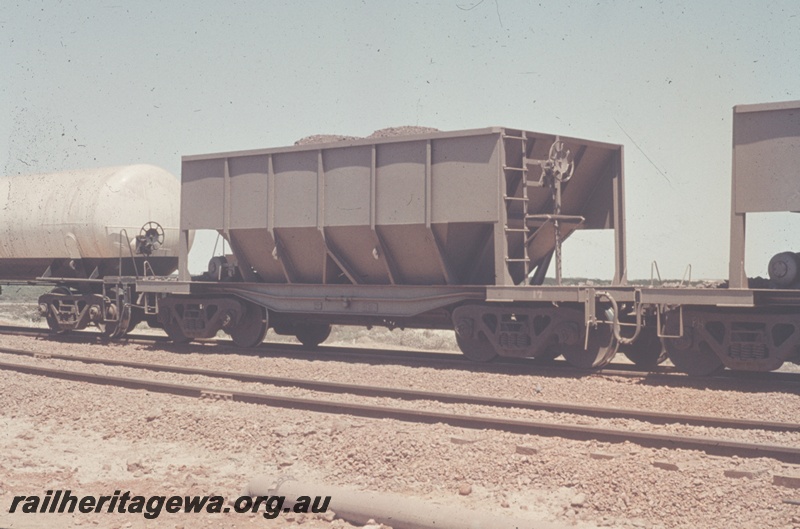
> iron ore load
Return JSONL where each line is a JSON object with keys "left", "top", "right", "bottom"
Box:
{"left": 0, "top": 164, "right": 186, "bottom": 337}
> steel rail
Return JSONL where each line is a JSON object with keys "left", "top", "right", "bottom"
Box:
{"left": 0, "top": 325, "right": 171, "bottom": 344}
{"left": 0, "top": 325, "right": 723, "bottom": 375}
{"left": 1, "top": 358, "right": 799, "bottom": 464}
{"left": 0, "top": 325, "right": 662, "bottom": 375}
{"left": 0, "top": 345, "right": 798, "bottom": 433}
{"left": 0, "top": 324, "right": 660, "bottom": 374}
{"left": 1, "top": 324, "right": 799, "bottom": 385}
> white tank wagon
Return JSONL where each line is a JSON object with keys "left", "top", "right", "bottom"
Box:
{"left": 0, "top": 164, "right": 183, "bottom": 279}
{"left": 0, "top": 165, "right": 188, "bottom": 337}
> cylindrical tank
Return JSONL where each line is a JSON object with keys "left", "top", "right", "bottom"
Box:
{"left": 0, "top": 164, "right": 187, "bottom": 279}
{"left": 768, "top": 251, "right": 800, "bottom": 288}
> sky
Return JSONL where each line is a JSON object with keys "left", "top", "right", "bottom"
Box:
{"left": 1, "top": 0, "right": 799, "bottom": 279}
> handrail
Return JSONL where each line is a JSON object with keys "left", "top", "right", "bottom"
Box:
{"left": 117, "top": 229, "right": 139, "bottom": 278}
{"left": 650, "top": 261, "right": 661, "bottom": 286}
{"left": 680, "top": 264, "right": 692, "bottom": 287}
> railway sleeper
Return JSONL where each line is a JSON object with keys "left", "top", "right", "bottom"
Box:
{"left": 662, "top": 308, "right": 800, "bottom": 374}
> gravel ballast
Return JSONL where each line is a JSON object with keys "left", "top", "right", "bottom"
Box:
{"left": 2, "top": 334, "right": 800, "bottom": 529}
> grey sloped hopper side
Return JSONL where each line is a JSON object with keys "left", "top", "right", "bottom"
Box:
{"left": 181, "top": 128, "right": 623, "bottom": 286}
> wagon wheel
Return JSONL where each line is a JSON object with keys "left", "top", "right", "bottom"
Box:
{"left": 620, "top": 326, "right": 668, "bottom": 369}
{"left": 553, "top": 323, "right": 618, "bottom": 369}
{"left": 160, "top": 310, "right": 192, "bottom": 344}
{"left": 295, "top": 323, "right": 332, "bottom": 348}
{"left": 455, "top": 331, "right": 498, "bottom": 362}
{"left": 229, "top": 302, "right": 268, "bottom": 348}
{"left": 163, "top": 318, "right": 192, "bottom": 344}
{"left": 100, "top": 302, "right": 131, "bottom": 339}
{"left": 98, "top": 288, "right": 131, "bottom": 339}
{"left": 44, "top": 286, "right": 71, "bottom": 334}
{"left": 125, "top": 308, "right": 144, "bottom": 333}
{"left": 662, "top": 315, "right": 723, "bottom": 376}
{"left": 533, "top": 344, "right": 561, "bottom": 363}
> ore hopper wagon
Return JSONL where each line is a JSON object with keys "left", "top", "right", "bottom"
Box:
{"left": 137, "top": 102, "right": 800, "bottom": 374}
{"left": 140, "top": 128, "right": 627, "bottom": 368}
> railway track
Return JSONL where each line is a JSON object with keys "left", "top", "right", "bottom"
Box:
{"left": 0, "top": 344, "right": 799, "bottom": 464}
{"left": 1, "top": 324, "right": 799, "bottom": 387}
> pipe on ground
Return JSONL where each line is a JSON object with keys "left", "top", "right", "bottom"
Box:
{"left": 246, "top": 474, "right": 581, "bottom": 529}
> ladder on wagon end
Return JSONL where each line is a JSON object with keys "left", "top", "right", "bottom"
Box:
{"left": 501, "top": 132, "right": 582, "bottom": 286}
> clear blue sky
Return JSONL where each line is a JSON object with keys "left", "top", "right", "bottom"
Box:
{"left": 2, "top": 1, "right": 799, "bottom": 278}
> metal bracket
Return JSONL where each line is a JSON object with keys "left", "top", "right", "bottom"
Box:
{"left": 656, "top": 305, "right": 684, "bottom": 339}
{"left": 583, "top": 287, "right": 596, "bottom": 349}
{"left": 584, "top": 288, "right": 596, "bottom": 325}
{"left": 595, "top": 290, "right": 643, "bottom": 345}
